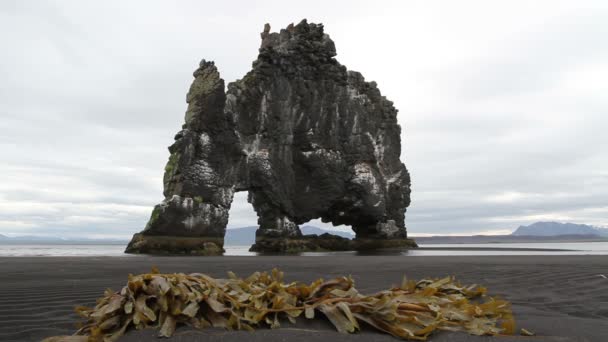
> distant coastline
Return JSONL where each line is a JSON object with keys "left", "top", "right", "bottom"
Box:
{"left": 0, "top": 239, "right": 128, "bottom": 245}
{"left": 414, "top": 234, "right": 608, "bottom": 244}
{"left": 3, "top": 221, "right": 607, "bottom": 246}
{"left": 416, "top": 221, "right": 608, "bottom": 244}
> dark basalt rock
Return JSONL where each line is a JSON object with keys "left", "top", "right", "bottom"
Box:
{"left": 125, "top": 20, "right": 415, "bottom": 255}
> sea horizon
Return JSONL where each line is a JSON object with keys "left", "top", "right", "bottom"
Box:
{"left": 2, "top": 241, "right": 608, "bottom": 257}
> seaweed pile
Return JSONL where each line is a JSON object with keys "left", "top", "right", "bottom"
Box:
{"left": 43, "top": 269, "right": 516, "bottom": 341}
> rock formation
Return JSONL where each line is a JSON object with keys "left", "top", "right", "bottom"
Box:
{"left": 126, "top": 20, "right": 414, "bottom": 255}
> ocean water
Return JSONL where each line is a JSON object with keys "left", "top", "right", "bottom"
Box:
{"left": 0, "top": 242, "right": 607, "bottom": 257}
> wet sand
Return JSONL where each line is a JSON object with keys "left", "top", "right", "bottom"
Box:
{"left": 1, "top": 255, "right": 606, "bottom": 342}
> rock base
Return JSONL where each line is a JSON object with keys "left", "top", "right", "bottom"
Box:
{"left": 352, "top": 238, "right": 418, "bottom": 251}
{"left": 249, "top": 233, "right": 417, "bottom": 253}
{"left": 124, "top": 234, "right": 224, "bottom": 255}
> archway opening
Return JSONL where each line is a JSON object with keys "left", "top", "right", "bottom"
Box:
{"left": 224, "top": 191, "right": 258, "bottom": 247}
{"left": 300, "top": 219, "right": 354, "bottom": 240}
{"left": 224, "top": 191, "right": 356, "bottom": 247}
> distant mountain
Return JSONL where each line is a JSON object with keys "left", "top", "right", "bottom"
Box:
{"left": 300, "top": 225, "right": 355, "bottom": 239}
{"left": 512, "top": 222, "right": 608, "bottom": 237}
{"left": 0, "top": 234, "right": 7, "bottom": 240}
{"left": 415, "top": 234, "right": 607, "bottom": 244}
{"left": 224, "top": 226, "right": 257, "bottom": 245}
{"left": 224, "top": 225, "right": 354, "bottom": 246}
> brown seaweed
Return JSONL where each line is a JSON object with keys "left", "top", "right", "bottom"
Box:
{"left": 43, "top": 269, "right": 517, "bottom": 341}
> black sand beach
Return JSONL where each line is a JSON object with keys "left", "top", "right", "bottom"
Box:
{"left": 1, "top": 255, "right": 606, "bottom": 342}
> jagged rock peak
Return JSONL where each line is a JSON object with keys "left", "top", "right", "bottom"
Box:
{"left": 259, "top": 19, "right": 336, "bottom": 58}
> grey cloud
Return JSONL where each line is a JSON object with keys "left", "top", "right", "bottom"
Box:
{"left": 1, "top": 1, "right": 606, "bottom": 238}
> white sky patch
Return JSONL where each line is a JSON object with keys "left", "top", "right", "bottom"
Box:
{"left": 483, "top": 191, "right": 583, "bottom": 204}
{"left": 0, "top": 220, "right": 39, "bottom": 229}
{"left": 411, "top": 229, "right": 514, "bottom": 237}
{"left": 558, "top": 62, "right": 608, "bottom": 98}
{"left": 579, "top": 206, "right": 608, "bottom": 214}
{"left": 484, "top": 191, "right": 534, "bottom": 203}
{"left": 487, "top": 214, "right": 575, "bottom": 224}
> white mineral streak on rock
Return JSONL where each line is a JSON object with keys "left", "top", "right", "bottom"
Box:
{"left": 366, "top": 132, "right": 388, "bottom": 186}
{"left": 386, "top": 170, "right": 402, "bottom": 185}
{"left": 199, "top": 132, "right": 210, "bottom": 146}
{"left": 250, "top": 150, "right": 272, "bottom": 175}
{"left": 296, "top": 109, "right": 306, "bottom": 125}
{"left": 243, "top": 134, "right": 262, "bottom": 156}
{"left": 218, "top": 187, "right": 235, "bottom": 207}
{"left": 181, "top": 204, "right": 227, "bottom": 230}
{"left": 301, "top": 148, "right": 341, "bottom": 161}
{"left": 182, "top": 197, "right": 194, "bottom": 210}
{"left": 333, "top": 104, "right": 340, "bottom": 134}
{"left": 259, "top": 93, "right": 268, "bottom": 130}
{"left": 373, "top": 133, "right": 386, "bottom": 161}
{"left": 376, "top": 220, "right": 400, "bottom": 237}
{"left": 276, "top": 216, "right": 299, "bottom": 236}
{"left": 225, "top": 93, "right": 237, "bottom": 111}
{"left": 183, "top": 215, "right": 197, "bottom": 230}
{"left": 347, "top": 85, "right": 365, "bottom": 101}
{"left": 198, "top": 132, "right": 212, "bottom": 156}
{"left": 352, "top": 162, "right": 380, "bottom": 194}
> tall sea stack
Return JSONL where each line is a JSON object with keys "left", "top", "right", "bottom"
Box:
{"left": 126, "top": 20, "right": 414, "bottom": 254}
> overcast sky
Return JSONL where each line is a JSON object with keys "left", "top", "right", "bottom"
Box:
{"left": 1, "top": 1, "right": 607, "bottom": 239}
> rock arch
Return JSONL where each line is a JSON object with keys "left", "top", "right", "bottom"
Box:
{"left": 126, "top": 20, "right": 414, "bottom": 254}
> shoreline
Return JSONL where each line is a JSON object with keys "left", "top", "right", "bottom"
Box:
{"left": 1, "top": 240, "right": 607, "bottom": 258}
{"left": 416, "top": 246, "right": 574, "bottom": 251}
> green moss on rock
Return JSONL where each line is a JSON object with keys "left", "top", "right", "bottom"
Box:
{"left": 148, "top": 206, "right": 161, "bottom": 226}
{"left": 164, "top": 152, "right": 180, "bottom": 175}
{"left": 163, "top": 152, "right": 180, "bottom": 190}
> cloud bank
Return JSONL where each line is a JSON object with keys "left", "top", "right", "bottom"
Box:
{"left": 1, "top": 0, "right": 607, "bottom": 238}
